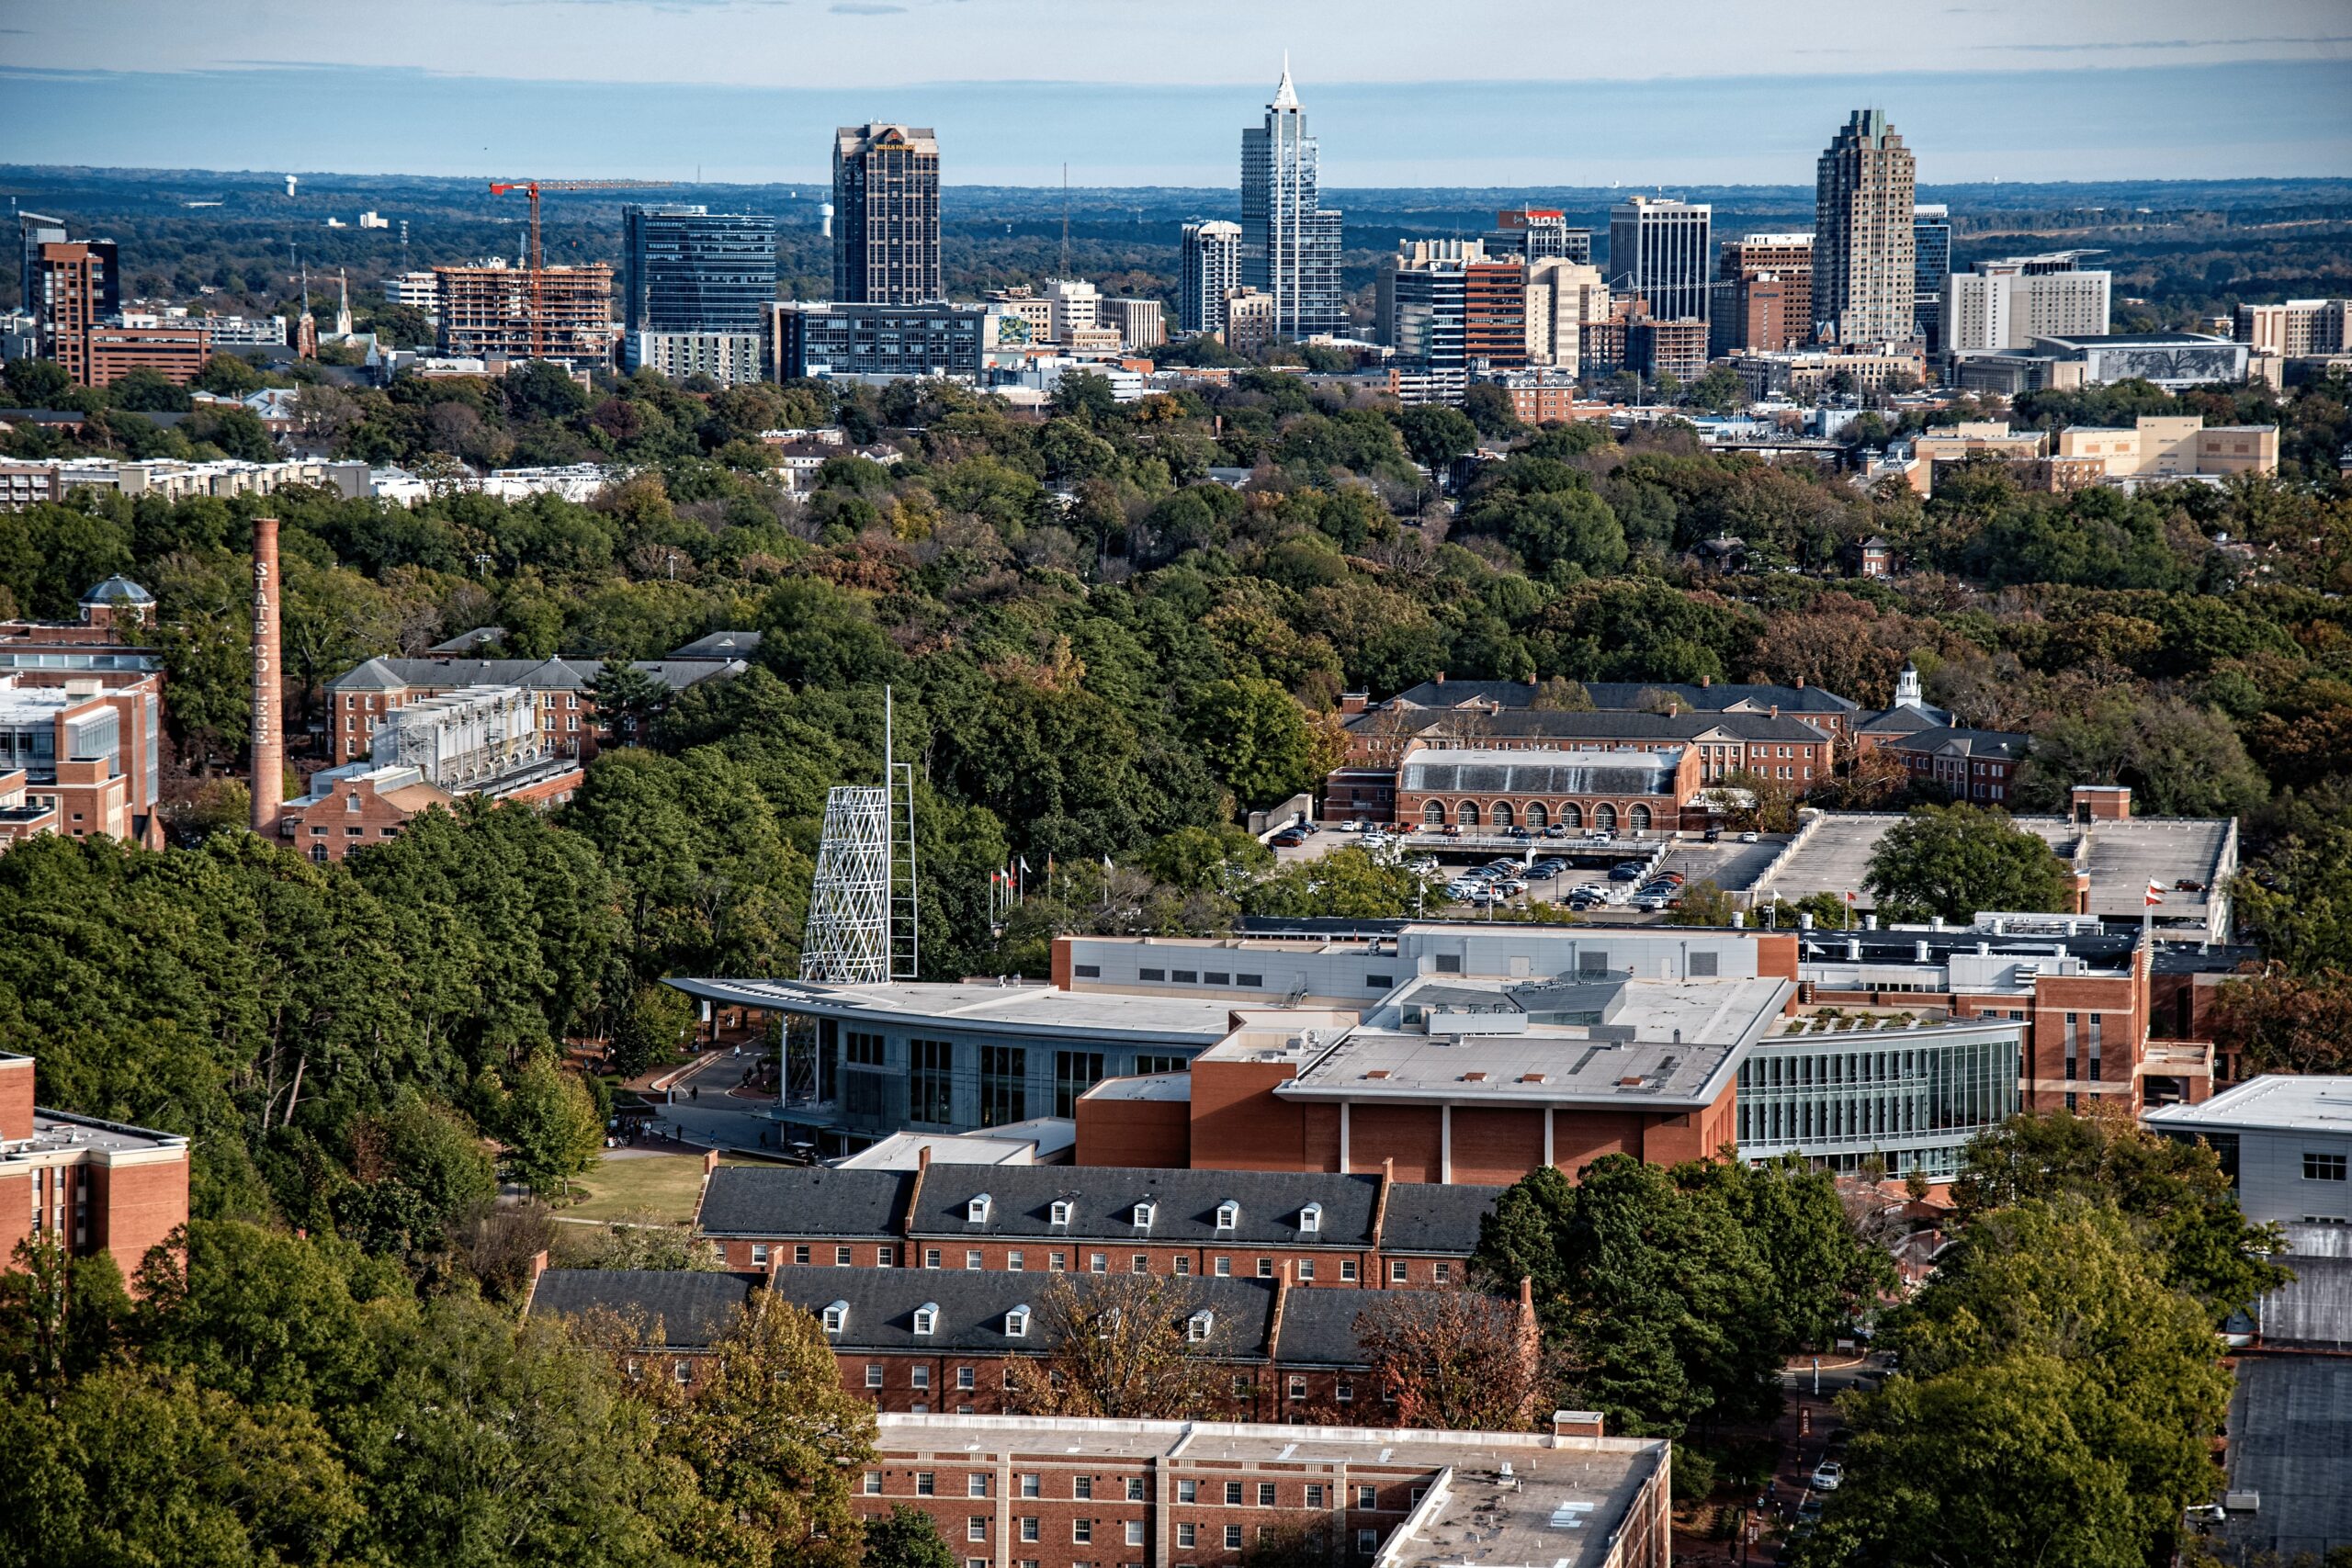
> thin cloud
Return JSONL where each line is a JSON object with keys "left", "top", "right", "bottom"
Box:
{"left": 831, "top": 2, "right": 908, "bottom": 11}
{"left": 1979, "top": 34, "right": 2352, "bottom": 51}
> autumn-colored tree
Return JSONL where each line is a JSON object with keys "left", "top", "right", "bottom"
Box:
{"left": 1352, "top": 1285, "right": 1544, "bottom": 1431}
{"left": 2210, "top": 964, "right": 2352, "bottom": 1077}
{"left": 1003, "top": 1271, "right": 1237, "bottom": 1420}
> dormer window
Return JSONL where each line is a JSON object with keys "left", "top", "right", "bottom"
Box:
{"left": 1187, "top": 1309, "right": 1215, "bottom": 1343}
{"left": 1049, "top": 1200, "right": 1073, "bottom": 1228}
{"left": 1299, "top": 1202, "right": 1322, "bottom": 1235}
{"left": 1005, "top": 1304, "right": 1031, "bottom": 1338}
{"left": 822, "top": 1301, "right": 850, "bottom": 1335}
{"left": 968, "top": 1194, "right": 992, "bottom": 1224}
{"left": 1132, "top": 1201, "right": 1156, "bottom": 1229}
{"left": 913, "top": 1302, "right": 939, "bottom": 1337}
{"left": 1215, "top": 1201, "right": 1239, "bottom": 1231}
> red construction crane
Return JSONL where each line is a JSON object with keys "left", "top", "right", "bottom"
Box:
{"left": 487, "top": 177, "right": 672, "bottom": 358}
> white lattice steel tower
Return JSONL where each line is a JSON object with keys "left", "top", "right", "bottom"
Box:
{"left": 799, "top": 688, "right": 918, "bottom": 984}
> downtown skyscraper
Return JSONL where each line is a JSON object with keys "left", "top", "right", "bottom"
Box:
{"left": 1239, "top": 59, "right": 1346, "bottom": 341}
{"left": 1814, "top": 108, "right": 1917, "bottom": 345}
{"left": 832, "top": 123, "right": 943, "bottom": 304}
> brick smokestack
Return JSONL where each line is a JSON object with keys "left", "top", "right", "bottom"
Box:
{"left": 251, "top": 517, "right": 284, "bottom": 835}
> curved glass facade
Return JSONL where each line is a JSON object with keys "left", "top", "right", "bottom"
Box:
{"left": 1736, "top": 1024, "right": 2020, "bottom": 1180}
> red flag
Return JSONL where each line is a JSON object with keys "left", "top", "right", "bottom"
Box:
{"left": 2144, "top": 880, "right": 2165, "bottom": 908}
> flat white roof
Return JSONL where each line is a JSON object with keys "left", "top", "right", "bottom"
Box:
{"left": 2145, "top": 1076, "right": 2352, "bottom": 1136}
{"left": 667, "top": 976, "right": 1243, "bottom": 1043}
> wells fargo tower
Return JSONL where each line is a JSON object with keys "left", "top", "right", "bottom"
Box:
{"left": 831, "top": 123, "right": 943, "bottom": 304}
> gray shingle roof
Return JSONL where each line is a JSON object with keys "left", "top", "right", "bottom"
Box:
{"left": 1379, "top": 1184, "right": 1502, "bottom": 1256}
{"left": 1272, "top": 1285, "right": 1517, "bottom": 1368}
{"left": 669, "top": 630, "right": 763, "bottom": 659}
{"left": 764, "top": 1266, "right": 1278, "bottom": 1356}
{"left": 1386, "top": 679, "right": 1858, "bottom": 716}
{"left": 1884, "top": 726, "right": 2028, "bottom": 760}
{"left": 327, "top": 654, "right": 742, "bottom": 694}
{"left": 906, "top": 1167, "right": 1385, "bottom": 1247}
{"left": 1354, "top": 708, "right": 1834, "bottom": 745}
{"left": 697, "top": 1167, "right": 910, "bottom": 1238}
{"left": 530, "top": 1269, "right": 753, "bottom": 1347}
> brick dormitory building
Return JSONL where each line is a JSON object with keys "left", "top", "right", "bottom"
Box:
{"left": 0, "top": 1052, "right": 190, "bottom": 1279}
{"left": 0, "top": 576, "right": 168, "bottom": 850}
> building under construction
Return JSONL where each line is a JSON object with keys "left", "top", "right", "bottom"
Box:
{"left": 434, "top": 260, "right": 616, "bottom": 365}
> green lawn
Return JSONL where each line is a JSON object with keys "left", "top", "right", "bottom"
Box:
{"left": 561, "top": 1151, "right": 759, "bottom": 1224}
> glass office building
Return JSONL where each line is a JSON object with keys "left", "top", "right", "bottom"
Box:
{"left": 1736, "top": 1019, "right": 2020, "bottom": 1180}
{"left": 621, "top": 205, "right": 778, "bottom": 346}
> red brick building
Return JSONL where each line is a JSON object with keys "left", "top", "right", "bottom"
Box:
{"left": 326, "top": 652, "right": 742, "bottom": 766}
{"left": 690, "top": 1155, "right": 1497, "bottom": 1292}
{"left": 0, "top": 576, "right": 167, "bottom": 849}
{"left": 0, "top": 1052, "right": 190, "bottom": 1282}
{"left": 1879, "top": 725, "right": 2028, "bottom": 805}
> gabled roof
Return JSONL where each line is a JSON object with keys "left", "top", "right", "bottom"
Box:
{"left": 326, "top": 655, "right": 743, "bottom": 694}
{"left": 1272, "top": 1285, "right": 1513, "bottom": 1368}
{"left": 529, "top": 1269, "right": 752, "bottom": 1348}
{"left": 669, "top": 630, "right": 763, "bottom": 660}
{"left": 1384, "top": 679, "right": 1859, "bottom": 716}
{"left": 1883, "top": 726, "right": 2028, "bottom": 760}
{"left": 696, "top": 1166, "right": 910, "bottom": 1238}
{"left": 907, "top": 1167, "right": 1384, "bottom": 1247}
{"left": 763, "top": 1267, "right": 1279, "bottom": 1357}
{"left": 1380, "top": 1183, "right": 1502, "bottom": 1256}
{"left": 1856, "top": 704, "right": 1943, "bottom": 736}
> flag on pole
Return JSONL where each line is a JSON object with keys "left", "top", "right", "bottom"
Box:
{"left": 2144, "top": 880, "right": 2165, "bottom": 908}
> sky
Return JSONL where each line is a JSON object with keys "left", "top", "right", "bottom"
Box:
{"left": 3, "top": 0, "right": 2349, "bottom": 186}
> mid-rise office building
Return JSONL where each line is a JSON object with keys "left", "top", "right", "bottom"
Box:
{"left": 1222, "top": 288, "right": 1278, "bottom": 355}
{"left": 1096, "top": 296, "right": 1165, "bottom": 350}
{"left": 1523, "top": 258, "right": 1608, "bottom": 375}
{"left": 1040, "top": 278, "right": 1099, "bottom": 343}
{"left": 832, "top": 124, "right": 943, "bottom": 305}
{"left": 1712, "top": 232, "right": 1813, "bottom": 356}
{"left": 766, "top": 299, "right": 996, "bottom": 383}
{"left": 1813, "top": 108, "right": 1916, "bottom": 345}
{"left": 385, "top": 270, "right": 440, "bottom": 311}
{"left": 1463, "top": 261, "right": 1527, "bottom": 370}
{"left": 2234, "top": 299, "right": 2352, "bottom": 357}
{"left": 1607, "top": 196, "right": 1711, "bottom": 324}
{"left": 1913, "top": 204, "right": 1951, "bottom": 354}
{"left": 1947, "top": 253, "right": 2111, "bottom": 355}
{"left": 627, "top": 331, "right": 766, "bottom": 386}
{"left": 1488, "top": 207, "right": 1592, "bottom": 265}
{"left": 1239, "top": 62, "right": 1346, "bottom": 340}
{"left": 327, "top": 651, "right": 743, "bottom": 766}
{"left": 1179, "top": 220, "right": 1244, "bottom": 336}
{"left": 1386, "top": 259, "right": 1468, "bottom": 406}
{"left": 620, "top": 205, "right": 776, "bottom": 371}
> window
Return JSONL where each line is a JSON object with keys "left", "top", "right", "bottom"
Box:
{"left": 1133, "top": 1201, "right": 1157, "bottom": 1228}
{"left": 1226, "top": 1527, "right": 1244, "bottom": 1550}
{"left": 846, "top": 1030, "right": 887, "bottom": 1067}
{"left": 1050, "top": 1252, "right": 1068, "bottom": 1271}
{"left": 913, "top": 1303, "right": 939, "bottom": 1336}
{"left": 674, "top": 1359, "right": 693, "bottom": 1384}
{"left": 795, "top": 1245, "right": 811, "bottom": 1265}
{"left": 1187, "top": 1309, "right": 1216, "bottom": 1342}
{"left": 752, "top": 1244, "right": 769, "bottom": 1266}
{"left": 1171, "top": 970, "right": 1198, "bottom": 985}
{"left": 1216, "top": 1201, "right": 1239, "bottom": 1230}
{"left": 1178, "top": 1524, "right": 1198, "bottom": 1548}
{"left": 864, "top": 1472, "right": 883, "bottom": 1495}
{"left": 1237, "top": 973, "right": 1263, "bottom": 987}
{"left": 1256, "top": 1258, "right": 1273, "bottom": 1279}
{"left": 1050, "top": 1200, "right": 1074, "bottom": 1227}
{"left": 1298, "top": 1259, "right": 1315, "bottom": 1281}
{"left": 968, "top": 1194, "right": 994, "bottom": 1224}
{"left": 1258, "top": 1483, "right": 1276, "bottom": 1506}
{"left": 1214, "top": 1257, "right": 1231, "bottom": 1277}
{"left": 1174, "top": 1255, "right": 1192, "bottom": 1275}
{"left": 1073, "top": 1477, "right": 1093, "bottom": 1501}
{"left": 1335, "top": 1379, "right": 1352, "bottom": 1403}
{"left": 1135, "top": 1055, "right": 1187, "bottom": 1077}
{"left": 1055, "top": 1051, "right": 1107, "bottom": 1116}
{"left": 1090, "top": 1253, "right": 1107, "bottom": 1273}
{"left": 1126, "top": 1478, "right": 1147, "bottom": 1502}
{"left": 1389, "top": 1260, "right": 1408, "bottom": 1283}
{"left": 1226, "top": 1482, "right": 1244, "bottom": 1506}
{"left": 877, "top": 1246, "right": 897, "bottom": 1267}
{"left": 980, "top": 1045, "right": 1027, "bottom": 1128}
{"left": 1137, "top": 968, "right": 1165, "bottom": 982}
{"left": 1179, "top": 1481, "right": 1198, "bottom": 1503}
{"left": 1021, "top": 1475, "right": 1041, "bottom": 1499}
{"left": 1286, "top": 1376, "right": 1307, "bottom": 1400}
{"left": 1365, "top": 975, "right": 1393, "bottom": 990}
{"left": 917, "top": 1473, "right": 936, "bottom": 1496}
{"left": 911, "top": 1367, "right": 931, "bottom": 1390}
{"left": 1358, "top": 1530, "right": 1378, "bottom": 1555}
{"left": 1006, "top": 1305, "right": 1032, "bottom": 1337}
{"left": 1021, "top": 1518, "right": 1040, "bottom": 1542}
{"left": 910, "top": 1037, "right": 955, "bottom": 1125}
{"left": 2307, "top": 1153, "right": 2349, "bottom": 1181}
{"left": 837, "top": 1246, "right": 853, "bottom": 1267}
{"left": 1074, "top": 964, "right": 1101, "bottom": 978}
{"left": 1073, "top": 1522, "right": 1092, "bottom": 1544}
{"left": 1356, "top": 1485, "right": 1376, "bottom": 1510}
{"left": 1125, "top": 1522, "right": 1146, "bottom": 1546}
{"left": 967, "top": 1250, "right": 984, "bottom": 1270}
{"left": 824, "top": 1301, "right": 851, "bottom": 1334}
{"left": 1008, "top": 1249, "right": 1025, "bottom": 1270}
{"left": 1432, "top": 1261, "right": 1451, "bottom": 1284}
{"left": 1132, "top": 1255, "right": 1149, "bottom": 1273}
{"left": 1306, "top": 1485, "right": 1325, "bottom": 1508}
{"left": 1298, "top": 1202, "right": 1321, "bottom": 1234}
{"left": 1340, "top": 1259, "right": 1358, "bottom": 1281}
{"left": 925, "top": 1248, "right": 943, "bottom": 1269}
{"left": 969, "top": 1519, "right": 989, "bottom": 1541}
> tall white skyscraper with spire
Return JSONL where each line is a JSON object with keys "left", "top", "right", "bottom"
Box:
{"left": 1239, "top": 56, "right": 1346, "bottom": 341}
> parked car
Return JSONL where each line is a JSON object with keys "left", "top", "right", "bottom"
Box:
{"left": 1609, "top": 862, "right": 1646, "bottom": 881}
{"left": 1702, "top": 827, "right": 1722, "bottom": 843}
{"left": 1340, "top": 818, "right": 1366, "bottom": 833}
{"left": 1271, "top": 828, "right": 1309, "bottom": 847}
{"left": 1566, "top": 887, "right": 1609, "bottom": 909}
{"left": 1628, "top": 892, "right": 1671, "bottom": 912}
{"left": 1443, "top": 824, "right": 1463, "bottom": 838}
{"left": 1739, "top": 829, "right": 1761, "bottom": 842}
{"left": 1544, "top": 824, "right": 1569, "bottom": 839}
{"left": 1654, "top": 870, "right": 1686, "bottom": 886}
{"left": 1506, "top": 825, "right": 1532, "bottom": 840}
{"left": 1810, "top": 1461, "right": 1843, "bottom": 1493}
{"left": 1583, "top": 829, "right": 1613, "bottom": 842}
{"left": 1527, "top": 859, "right": 1568, "bottom": 879}
{"left": 1363, "top": 833, "right": 1391, "bottom": 850}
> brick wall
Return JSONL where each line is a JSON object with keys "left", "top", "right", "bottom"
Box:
{"left": 1073, "top": 1096, "right": 1189, "bottom": 1168}
{"left": 1344, "top": 1106, "right": 1443, "bottom": 1183}
{"left": 1447, "top": 1108, "right": 1545, "bottom": 1186}
{"left": 89, "top": 1156, "right": 188, "bottom": 1280}
{"left": 0, "top": 1057, "right": 33, "bottom": 1141}
{"left": 1190, "top": 1059, "right": 1320, "bottom": 1171}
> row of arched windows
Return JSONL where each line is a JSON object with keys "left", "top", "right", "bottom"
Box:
{"left": 1419, "top": 801, "right": 1652, "bottom": 831}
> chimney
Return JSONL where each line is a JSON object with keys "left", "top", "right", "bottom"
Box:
{"left": 1794, "top": 676, "right": 1805, "bottom": 689}
{"left": 1434, "top": 671, "right": 1446, "bottom": 685}
{"left": 1700, "top": 675, "right": 1711, "bottom": 688}
{"left": 1770, "top": 704, "right": 1780, "bottom": 718}
{"left": 250, "top": 517, "right": 284, "bottom": 834}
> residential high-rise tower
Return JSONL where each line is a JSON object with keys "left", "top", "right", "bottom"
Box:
{"left": 1239, "top": 58, "right": 1346, "bottom": 340}
{"left": 1814, "top": 108, "right": 1917, "bottom": 345}
{"left": 1179, "top": 220, "right": 1243, "bottom": 336}
{"left": 832, "top": 124, "right": 942, "bottom": 304}
{"left": 1912, "top": 204, "right": 1951, "bottom": 355}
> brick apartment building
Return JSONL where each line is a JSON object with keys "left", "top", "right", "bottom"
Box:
{"left": 691, "top": 1156, "right": 1498, "bottom": 1291}
{"left": 0, "top": 1052, "right": 190, "bottom": 1280}
{"left": 0, "top": 576, "right": 167, "bottom": 849}
{"left": 531, "top": 1261, "right": 1535, "bottom": 1426}
{"left": 325, "top": 651, "right": 745, "bottom": 766}
{"left": 37, "top": 243, "right": 211, "bottom": 387}
{"left": 849, "top": 1412, "right": 1669, "bottom": 1568}
{"left": 1878, "top": 725, "right": 2028, "bottom": 804}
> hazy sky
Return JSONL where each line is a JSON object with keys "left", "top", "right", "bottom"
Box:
{"left": 4, "top": 0, "right": 2349, "bottom": 184}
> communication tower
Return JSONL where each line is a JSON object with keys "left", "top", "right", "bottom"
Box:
{"left": 798, "top": 688, "right": 920, "bottom": 985}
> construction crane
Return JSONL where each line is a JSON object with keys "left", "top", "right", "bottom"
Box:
{"left": 486, "top": 177, "right": 671, "bottom": 359}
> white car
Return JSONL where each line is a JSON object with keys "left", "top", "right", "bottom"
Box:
{"left": 1810, "top": 1461, "right": 1843, "bottom": 1493}
{"left": 1340, "top": 819, "right": 1366, "bottom": 832}
{"left": 1739, "top": 830, "right": 1761, "bottom": 843}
